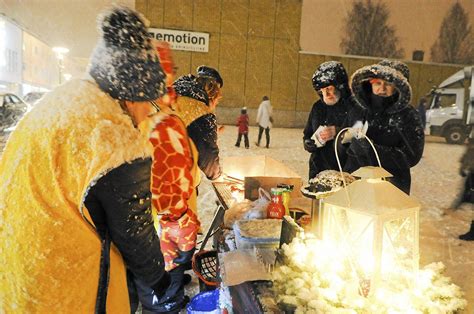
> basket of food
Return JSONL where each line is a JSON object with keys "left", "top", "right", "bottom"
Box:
{"left": 192, "top": 250, "right": 220, "bottom": 292}
{"left": 301, "top": 170, "right": 356, "bottom": 199}
{"left": 233, "top": 219, "right": 282, "bottom": 250}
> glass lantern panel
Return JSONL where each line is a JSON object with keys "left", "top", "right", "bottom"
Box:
{"left": 381, "top": 217, "right": 417, "bottom": 276}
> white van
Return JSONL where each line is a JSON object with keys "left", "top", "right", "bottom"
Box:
{"left": 426, "top": 66, "right": 473, "bottom": 144}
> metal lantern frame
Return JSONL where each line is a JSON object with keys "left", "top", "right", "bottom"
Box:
{"left": 317, "top": 128, "right": 421, "bottom": 296}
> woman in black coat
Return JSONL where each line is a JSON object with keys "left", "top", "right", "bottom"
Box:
{"left": 303, "top": 61, "right": 355, "bottom": 180}
{"left": 344, "top": 64, "right": 425, "bottom": 194}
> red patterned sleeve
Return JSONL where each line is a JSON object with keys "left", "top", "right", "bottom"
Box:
{"left": 149, "top": 114, "right": 194, "bottom": 221}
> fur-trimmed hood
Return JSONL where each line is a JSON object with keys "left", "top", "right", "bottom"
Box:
{"left": 351, "top": 64, "right": 412, "bottom": 114}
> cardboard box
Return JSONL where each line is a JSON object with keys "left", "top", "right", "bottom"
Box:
{"left": 222, "top": 156, "right": 302, "bottom": 200}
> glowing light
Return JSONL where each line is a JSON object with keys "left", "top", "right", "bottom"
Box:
{"left": 52, "top": 46, "right": 69, "bottom": 60}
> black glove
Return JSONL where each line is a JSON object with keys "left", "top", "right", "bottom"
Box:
{"left": 303, "top": 139, "right": 318, "bottom": 153}
{"left": 151, "top": 271, "right": 171, "bottom": 298}
{"left": 173, "top": 247, "right": 195, "bottom": 265}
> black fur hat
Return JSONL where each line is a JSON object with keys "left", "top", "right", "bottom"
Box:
{"left": 196, "top": 65, "right": 223, "bottom": 87}
{"left": 312, "top": 61, "right": 350, "bottom": 97}
{"left": 173, "top": 74, "right": 209, "bottom": 105}
{"left": 89, "top": 6, "right": 166, "bottom": 101}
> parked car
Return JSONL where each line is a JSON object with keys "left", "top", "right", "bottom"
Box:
{"left": 0, "top": 93, "right": 29, "bottom": 132}
{"left": 23, "top": 91, "right": 46, "bottom": 106}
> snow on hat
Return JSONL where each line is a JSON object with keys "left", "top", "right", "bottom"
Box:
{"left": 173, "top": 74, "right": 209, "bottom": 105}
{"left": 312, "top": 61, "right": 350, "bottom": 97}
{"left": 89, "top": 6, "right": 166, "bottom": 101}
{"left": 378, "top": 59, "right": 410, "bottom": 81}
{"left": 196, "top": 65, "right": 223, "bottom": 87}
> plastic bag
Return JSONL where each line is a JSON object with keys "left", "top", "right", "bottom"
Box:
{"left": 224, "top": 200, "right": 252, "bottom": 228}
{"left": 223, "top": 188, "right": 271, "bottom": 228}
{"left": 243, "top": 188, "right": 271, "bottom": 220}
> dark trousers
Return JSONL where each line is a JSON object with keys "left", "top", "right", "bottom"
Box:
{"left": 257, "top": 126, "right": 270, "bottom": 148}
{"left": 235, "top": 132, "right": 249, "bottom": 148}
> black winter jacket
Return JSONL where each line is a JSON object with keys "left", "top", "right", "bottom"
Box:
{"left": 188, "top": 113, "right": 221, "bottom": 180}
{"left": 344, "top": 65, "right": 425, "bottom": 194}
{"left": 173, "top": 75, "right": 222, "bottom": 180}
{"left": 303, "top": 97, "right": 352, "bottom": 179}
{"left": 84, "top": 158, "right": 168, "bottom": 290}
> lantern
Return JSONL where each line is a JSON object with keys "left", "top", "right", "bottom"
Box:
{"left": 320, "top": 166, "right": 420, "bottom": 296}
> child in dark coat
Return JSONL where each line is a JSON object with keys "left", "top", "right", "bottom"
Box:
{"left": 235, "top": 107, "right": 249, "bottom": 148}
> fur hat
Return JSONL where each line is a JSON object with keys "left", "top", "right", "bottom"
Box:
{"left": 89, "top": 6, "right": 166, "bottom": 101}
{"left": 196, "top": 65, "right": 223, "bottom": 87}
{"left": 312, "top": 61, "right": 350, "bottom": 98}
{"left": 173, "top": 74, "right": 209, "bottom": 105}
{"left": 378, "top": 59, "right": 410, "bottom": 81}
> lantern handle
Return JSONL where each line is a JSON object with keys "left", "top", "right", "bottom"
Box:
{"left": 334, "top": 127, "right": 383, "bottom": 191}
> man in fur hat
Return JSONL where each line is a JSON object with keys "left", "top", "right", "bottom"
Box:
{"left": 303, "top": 61, "right": 355, "bottom": 180}
{"left": 0, "top": 6, "right": 171, "bottom": 313}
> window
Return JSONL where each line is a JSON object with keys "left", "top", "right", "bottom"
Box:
{"left": 431, "top": 94, "right": 457, "bottom": 109}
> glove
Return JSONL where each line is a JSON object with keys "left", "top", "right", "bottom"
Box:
{"left": 151, "top": 271, "right": 171, "bottom": 298}
{"left": 173, "top": 247, "right": 195, "bottom": 265}
{"left": 160, "top": 211, "right": 199, "bottom": 270}
{"left": 304, "top": 138, "right": 318, "bottom": 152}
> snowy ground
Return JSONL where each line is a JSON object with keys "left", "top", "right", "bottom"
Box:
{"left": 1, "top": 127, "right": 473, "bottom": 312}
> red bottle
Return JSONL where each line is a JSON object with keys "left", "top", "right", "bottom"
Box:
{"left": 267, "top": 188, "right": 285, "bottom": 219}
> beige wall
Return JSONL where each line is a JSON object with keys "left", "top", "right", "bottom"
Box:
{"left": 138, "top": 0, "right": 463, "bottom": 127}
{"left": 137, "top": 0, "right": 304, "bottom": 126}
{"left": 300, "top": 0, "right": 474, "bottom": 62}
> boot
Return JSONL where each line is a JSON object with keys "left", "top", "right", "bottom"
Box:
{"left": 459, "top": 221, "right": 474, "bottom": 241}
{"left": 153, "top": 266, "right": 189, "bottom": 313}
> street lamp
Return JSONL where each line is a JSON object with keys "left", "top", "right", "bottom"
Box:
{"left": 52, "top": 47, "right": 69, "bottom": 85}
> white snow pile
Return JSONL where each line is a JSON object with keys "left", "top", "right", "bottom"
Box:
{"left": 272, "top": 233, "right": 467, "bottom": 314}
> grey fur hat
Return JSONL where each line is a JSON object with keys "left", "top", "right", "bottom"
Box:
{"left": 89, "top": 6, "right": 166, "bottom": 101}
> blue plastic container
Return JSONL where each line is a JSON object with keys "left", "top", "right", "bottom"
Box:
{"left": 186, "top": 289, "right": 220, "bottom": 314}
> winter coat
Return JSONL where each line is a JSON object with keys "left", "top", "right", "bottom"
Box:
{"left": 145, "top": 112, "right": 201, "bottom": 270}
{"left": 236, "top": 113, "right": 249, "bottom": 134}
{"left": 344, "top": 65, "right": 425, "bottom": 194}
{"left": 257, "top": 100, "right": 273, "bottom": 129}
{"left": 173, "top": 76, "right": 221, "bottom": 180}
{"left": 0, "top": 80, "right": 167, "bottom": 312}
{"left": 304, "top": 61, "right": 354, "bottom": 179}
{"left": 303, "top": 97, "right": 353, "bottom": 179}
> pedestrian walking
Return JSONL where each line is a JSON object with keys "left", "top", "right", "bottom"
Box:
{"left": 256, "top": 96, "right": 273, "bottom": 148}
{"left": 235, "top": 106, "right": 250, "bottom": 148}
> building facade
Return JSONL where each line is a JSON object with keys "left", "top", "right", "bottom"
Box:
{"left": 137, "top": 0, "right": 463, "bottom": 127}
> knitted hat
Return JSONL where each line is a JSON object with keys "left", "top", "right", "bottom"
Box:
{"left": 378, "top": 59, "right": 410, "bottom": 81}
{"left": 196, "top": 65, "right": 223, "bottom": 87}
{"left": 89, "top": 6, "right": 166, "bottom": 101}
{"left": 312, "top": 61, "right": 350, "bottom": 98}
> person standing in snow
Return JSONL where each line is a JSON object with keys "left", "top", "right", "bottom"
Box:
{"left": 344, "top": 63, "right": 424, "bottom": 194}
{"left": 256, "top": 95, "right": 273, "bottom": 148}
{"left": 142, "top": 109, "right": 200, "bottom": 312}
{"left": 417, "top": 97, "right": 427, "bottom": 129}
{"left": 172, "top": 66, "right": 224, "bottom": 180}
{"left": 303, "top": 61, "right": 354, "bottom": 180}
{"left": 235, "top": 106, "right": 250, "bottom": 148}
{"left": 0, "top": 7, "right": 171, "bottom": 313}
